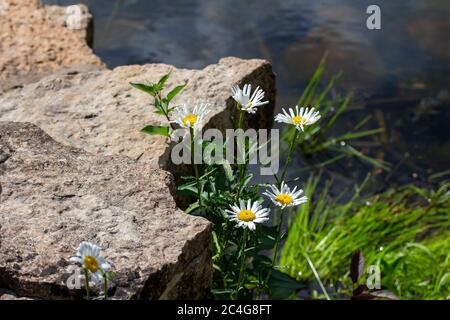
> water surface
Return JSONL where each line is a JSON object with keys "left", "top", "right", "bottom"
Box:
{"left": 46, "top": 0, "right": 450, "bottom": 188}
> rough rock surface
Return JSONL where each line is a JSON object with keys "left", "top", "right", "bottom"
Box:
{"left": 0, "top": 289, "right": 32, "bottom": 300}
{"left": 0, "top": 0, "right": 277, "bottom": 302}
{"left": 0, "top": 0, "right": 104, "bottom": 93}
{"left": 0, "top": 121, "right": 211, "bottom": 300}
{"left": 0, "top": 57, "right": 276, "bottom": 173}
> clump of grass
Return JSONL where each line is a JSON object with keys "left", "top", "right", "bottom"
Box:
{"left": 380, "top": 231, "right": 450, "bottom": 300}
{"left": 279, "top": 177, "right": 449, "bottom": 299}
{"left": 281, "top": 56, "right": 389, "bottom": 173}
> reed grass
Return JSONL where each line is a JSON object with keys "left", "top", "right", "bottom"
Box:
{"left": 280, "top": 177, "right": 449, "bottom": 299}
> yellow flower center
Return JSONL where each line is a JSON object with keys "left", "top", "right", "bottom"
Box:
{"left": 246, "top": 101, "right": 253, "bottom": 108}
{"left": 237, "top": 209, "right": 256, "bottom": 222}
{"left": 84, "top": 255, "right": 99, "bottom": 273}
{"left": 292, "top": 116, "right": 304, "bottom": 125}
{"left": 275, "top": 194, "right": 294, "bottom": 205}
{"left": 182, "top": 114, "right": 198, "bottom": 126}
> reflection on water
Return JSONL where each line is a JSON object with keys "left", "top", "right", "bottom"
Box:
{"left": 46, "top": 0, "right": 450, "bottom": 185}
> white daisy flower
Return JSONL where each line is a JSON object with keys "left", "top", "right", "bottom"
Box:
{"left": 263, "top": 181, "right": 308, "bottom": 209}
{"left": 225, "top": 199, "right": 270, "bottom": 231}
{"left": 171, "top": 101, "right": 209, "bottom": 131}
{"left": 231, "top": 84, "right": 269, "bottom": 114}
{"left": 70, "top": 241, "right": 111, "bottom": 285}
{"left": 275, "top": 106, "right": 321, "bottom": 131}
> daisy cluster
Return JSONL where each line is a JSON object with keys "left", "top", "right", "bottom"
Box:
{"left": 226, "top": 181, "right": 309, "bottom": 230}
{"left": 222, "top": 83, "right": 320, "bottom": 231}
{"left": 170, "top": 83, "right": 319, "bottom": 135}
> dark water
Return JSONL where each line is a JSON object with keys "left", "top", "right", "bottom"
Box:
{"left": 46, "top": 0, "right": 450, "bottom": 188}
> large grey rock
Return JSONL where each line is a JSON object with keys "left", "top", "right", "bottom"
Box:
{"left": 0, "top": 121, "right": 211, "bottom": 300}
{"left": 0, "top": 57, "right": 276, "bottom": 174}
{"left": 0, "top": 0, "right": 104, "bottom": 93}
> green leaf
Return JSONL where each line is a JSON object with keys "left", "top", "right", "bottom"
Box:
{"left": 214, "top": 170, "right": 227, "bottom": 191}
{"left": 438, "top": 273, "right": 450, "bottom": 290}
{"left": 140, "top": 125, "right": 169, "bottom": 137}
{"left": 177, "top": 182, "right": 198, "bottom": 196}
{"left": 179, "top": 175, "right": 195, "bottom": 181}
{"left": 252, "top": 254, "right": 273, "bottom": 268}
{"left": 166, "top": 84, "right": 187, "bottom": 102}
{"left": 273, "top": 173, "right": 280, "bottom": 185}
{"left": 130, "top": 82, "right": 157, "bottom": 97}
{"left": 156, "top": 72, "right": 171, "bottom": 90}
{"left": 268, "top": 270, "right": 305, "bottom": 299}
{"left": 240, "top": 173, "right": 253, "bottom": 190}
{"left": 157, "top": 99, "right": 168, "bottom": 114}
{"left": 370, "top": 290, "right": 399, "bottom": 300}
{"left": 185, "top": 201, "right": 200, "bottom": 214}
{"left": 350, "top": 250, "right": 365, "bottom": 284}
{"left": 221, "top": 160, "right": 234, "bottom": 182}
{"left": 167, "top": 106, "right": 176, "bottom": 113}
{"left": 296, "top": 54, "right": 326, "bottom": 106}
{"left": 257, "top": 225, "right": 278, "bottom": 250}
{"left": 211, "top": 289, "right": 234, "bottom": 298}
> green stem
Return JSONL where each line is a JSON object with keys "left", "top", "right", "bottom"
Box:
{"left": 164, "top": 112, "right": 176, "bottom": 131}
{"left": 233, "top": 228, "right": 248, "bottom": 299}
{"left": 305, "top": 254, "right": 331, "bottom": 300}
{"left": 217, "top": 224, "right": 229, "bottom": 263}
{"left": 264, "top": 209, "right": 286, "bottom": 288}
{"left": 272, "top": 207, "right": 278, "bottom": 226}
{"left": 237, "top": 108, "right": 245, "bottom": 129}
{"left": 190, "top": 127, "right": 202, "bottom": 206}
{"left": 236, "top": 110, "right": 246, "bottom": 200}
{"left": 83, "top": 268, "right": 90, "bottom": 300}
{"left": 218, "top": 225, "right": 230, "bottom": 289}
{"left": 102, "top": 270, "right": 108, "bottom": 300}
{"left": 279, "top": 129, "right": 300, "bottom": 185}
{"left": 156, "top": 94, "right": 176, "bottom": 131}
